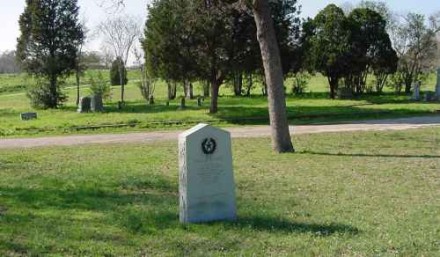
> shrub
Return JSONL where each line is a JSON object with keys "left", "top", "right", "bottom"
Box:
{"left": 89, "top": 72, "right": 111, "bottom": 101}
{"left": 292, "top": 72, "right": 310, "bottom": 95}
{"left": 27, "top": 79, "right": 67, "bottom": 109}
{"left": 110, "top": 57, "right": 128, "bottom": 86}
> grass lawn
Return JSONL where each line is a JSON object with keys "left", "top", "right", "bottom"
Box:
{"left": 0, "top": 127, "right": 439, "bottom": 256}
{"left": 1, "top": 72, "right": 439, "bottom": 137}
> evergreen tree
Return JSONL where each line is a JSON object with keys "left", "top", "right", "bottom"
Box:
{"left": 110, "top": 57, "right": 128, "bottom": 86}
{"left": 303, "top": 4, "right": 351, "bottom": 99}
{"left": 17, "top": 0, "right": 84, "bottom": 108}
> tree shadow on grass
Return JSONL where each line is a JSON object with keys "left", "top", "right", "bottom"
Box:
{"left": 213, "top": 105, "right": 433, "bottom": 126}
{"left": 224, "top": 215, "right": 359, "bottom": 236}
{"left": 59, "top": 93, "right": 439, "bottom": 128}
{"left": 0, "top": 183, "right": 176, "bottom": 212}
{"left": 0, "top": 184, "right": 360, "bottom": 235}
{"left": 299, "top": 150, "right": 440, "bottom": 159}
{"left": 0, "top": 183, "right": 179, "bottom": 239}
{"left": 360, "top": 92, "right": 440, "bottom": 105}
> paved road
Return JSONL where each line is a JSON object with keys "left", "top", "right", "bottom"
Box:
{"left": 0, "top": 116, "right": 439, "bottom": 149}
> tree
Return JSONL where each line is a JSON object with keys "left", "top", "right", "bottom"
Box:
{"left": 133, "top": 44, "right": 156, "bottom": 104}
{"left": 110, "top": 0, "right": 296, "bottom": 153}
{"left": 97, "top": 15, "right": 141, "bottom": 106}
{"left": 89, "top": 71, "right": 111, "bottom": 101}
{"left": 358, "top": 1, "right": 393, "bottom": 26}
{"left": 303, "top": 4, "right": 351, "bottom": 99}
{"left": 101, "top": 47, "right": 115, "bottom": 69}
{"left": 110, "top": 57, "right": 128, "bottom": 86}
{"left": 16, "top": 0, "right": 84, "bottom": 108}
{"left": 143, "top": 0, "right": 198, "bottom": 101}
{"left": 75, "top": 17, "right": 89, "bottom": 106}
{"left": 391, "top": 13, "right": 438, "bottom": 93}
{"left": 250, "top": 0, "right": 295, "bottom": 152}
{"left": 345, "top": 8, "right": 397, "bottom": 94}
{"left": 144, "top": 0, "right": 250, "bottom": 113}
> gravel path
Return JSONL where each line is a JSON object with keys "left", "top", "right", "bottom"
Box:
{"left": 1, "top": 116, "right": 439, "bottom": 149}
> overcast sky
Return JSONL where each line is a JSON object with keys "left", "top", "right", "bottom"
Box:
{"left": 1, "top": 0, "right": 440, "bottom": 53}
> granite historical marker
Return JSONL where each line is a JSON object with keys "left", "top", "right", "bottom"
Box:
{"left": 178, "top": 124, "right": 236, "bottom": 223}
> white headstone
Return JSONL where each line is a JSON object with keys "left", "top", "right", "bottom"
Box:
{"left": 411, "top": 81, "right": 420, "bottom": 101}
{"left": 178, "top": 124, "right": 236, "bottom": 223}
{"left": 435, "top": 68, "right": 440, "bottom": 99}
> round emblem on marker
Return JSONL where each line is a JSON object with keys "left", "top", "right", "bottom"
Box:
{"left": 201, "top": 138, "right": 217, "bottom": 155}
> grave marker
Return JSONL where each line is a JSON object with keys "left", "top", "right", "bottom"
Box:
{"left": 77, "top": 96, "right": 91, "bottom": 113}
{"left": 20, "top": 112, "right": 37, "bottom": 120}
{"left": 178, "top": 124, "right": 236, "bottom": 223}
{"left": 90, "top": 94, "right": 104, "bottom": 112}
{"left": 411, "top": 81, "right": 420, "bottom": 101}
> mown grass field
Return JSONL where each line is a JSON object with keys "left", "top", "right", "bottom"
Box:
{"left": 1, "top": 71, "right": 439, "bottom": 137}
{"left": 0, "top": 127, "right": 439, "bottom": 256}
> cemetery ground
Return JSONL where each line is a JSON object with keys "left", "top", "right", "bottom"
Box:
{"left": 0, "top": 127, "right": 439, "bottom": 256}
{"left": 0, "top": 71, "right": 440, "bottom": 137}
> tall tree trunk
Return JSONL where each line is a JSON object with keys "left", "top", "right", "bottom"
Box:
{"left": 76, "top": 69, "right": 80, "bottom": 106}
{"left": 405, "top": 80, "right": 412, "bottom": 94}
{"left": 246, "top": 73, "right": 253, "bottom": 96}
{"left": 328, "top": 76, "right": 338, "bottom": 99}
{"left": 184, "top": 80, "right": 194, "bottom": 99}
{"left": 118, "top": 59, "right": 125, "bottom": 107}
{"left": 49, "top": 74, "right": 58, "bottom": 108}
{"left": 75, "top": 46, "right": 83, "bottom": 106}
{"left": 210, "top": 79, "right": 220, "bottom": 114}
{"left": 167, "top": 81, "right": 176, "bottom": 100}
{"left": 261, "top": 80, "right": 267, "bottom": 96}
{"left": 252, "top": 0, "right": 294, "bottom": 153}
{"left": 203, "top": 80, "right": 210, "bottom": 97}
{"left": 234, "top": 72, "right": 243, "bottom": 96}
{"left": 209, "top": 67, "right": 224, "bottom": 114}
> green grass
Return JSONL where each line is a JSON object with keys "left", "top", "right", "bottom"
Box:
{"left": 0, "top": 127, "right": 439, "bottom": 256}
{"left": 1, "top": 72, "right": 439, "bottom": 137}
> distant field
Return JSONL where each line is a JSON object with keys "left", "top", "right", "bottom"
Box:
{"left": 0, "top": 71, "right": 439, "bottom": 137}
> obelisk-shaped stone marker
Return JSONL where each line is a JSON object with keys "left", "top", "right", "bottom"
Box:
{"left": 178, "top": 124, "right": 236, "bottom": 223}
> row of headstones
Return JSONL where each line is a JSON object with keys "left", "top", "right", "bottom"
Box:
{"left": 77, "top": 95, "right": 104, "bottom": 113}
{"left": 412, "top": 68, "right": 440, "bottom": 101}
{"left": 411, "top": 82, "right": 440, "bottom": 101}
{"left": 172, "top": 97, "right": 204, "bottom": 109}
{"left": 77, "top": 95, "right": 204, "bottom": 113}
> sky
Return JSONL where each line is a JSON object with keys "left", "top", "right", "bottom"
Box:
{"left": 1, "top": 0, "right": 440, "bottom": 53}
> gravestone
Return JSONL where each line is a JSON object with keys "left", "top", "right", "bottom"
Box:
{"left": 90, "top": 94, "right": 104, "bottom": 112}
{"left": 337, "top": 87, "right": 353, "bottom": 99}
{"left": 179, "top": 97, "right": 186, "bottom": 110}
{"left": 20, "top": 112, "right": 37, "bottom": 120}
{"left": 424, "top": 91, "right": 436, "bottom": 102}
{"left": 77, "top": 96, "right": 91, "bottom": 113}
{"left": 197, "top": 97, "right": 203, "bottom": 107}
{"left": 178, "top": 124, "right": 236, "bottom": 223}
{"left": 411, "top": 81, "right": 420, "bottom": 101}
{"left": 435, "top": 68, "right": 440, "bottom": 100}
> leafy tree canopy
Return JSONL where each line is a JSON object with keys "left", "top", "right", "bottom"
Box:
{"left": 17, "top": 0, "right": 84, "bottom": 108}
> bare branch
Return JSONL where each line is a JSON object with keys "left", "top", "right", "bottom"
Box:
{"left": 96, "top": 15, "right": 142, "bottom": 65}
